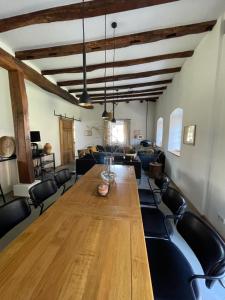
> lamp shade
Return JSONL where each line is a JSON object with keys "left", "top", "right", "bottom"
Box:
{"left": 79, "top": 89, "right": 91, "bottom": 107}
{"left": 102, "top": 110, "right": 109, "bottom": 119}
{"left": 111, "top": 117, "right": 116, "bottom": 123}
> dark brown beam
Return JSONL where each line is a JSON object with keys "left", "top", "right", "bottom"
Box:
{"left": 42, "top": 51, "right": 193, "bottom": 75}
{"left": 91, "top": 92, "right": 163, "bottom": 100}
{"left": 15, "top": 21, "right": 216, "bottom": 60}
{"left": 0, "top": 47, "right": 78, "bottom": 105}
{"left": 0, "top": 0, "right": 178, "bottom": 33}
{"left": 77, "top": 87, "right": 167, "bottom": 97}
{"left": 58, "top": 67, "right": 181, "bottom": 86}
{"left": 8, "top": 70, "right": 35, "bottom": 183}
{"left": 69, "top": 81, "right": 171, "bottom": 93}
{"left": 92, "top": 97, "right": 158, "bottom": 104}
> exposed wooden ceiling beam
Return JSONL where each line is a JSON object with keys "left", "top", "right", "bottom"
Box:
{"left": 90, "top": 91, "right": 163, "bottom": 100}
{"left": 0, "top": 0, "right": 178, "bottom": 33}
{"left": 58, "top": 67, "right": 180, "bottom": 86}
{"left": 15, "top": 21, "right": 215, "bottom": 60}
{"left": 0, "top": 47, "right": 78, "bottom": 105}
{"left": 69, "top": 79, "right": 172, "bottom": 93}
{"left": 92, "top": 97, "right": 158, "bottom": 104}
{"left": 76, "top": 87, "right": 167, "bottom": 97}
{"left": 42, "top": 51, "right": 193, "bottom": 75}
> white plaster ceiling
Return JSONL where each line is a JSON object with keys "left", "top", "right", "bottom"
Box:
{"left": 0, "top": 0, "right": 225, "bottom": 100}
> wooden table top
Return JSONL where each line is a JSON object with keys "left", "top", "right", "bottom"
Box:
{"left": 0, "top": 165, "right": 153, "bottom": 300}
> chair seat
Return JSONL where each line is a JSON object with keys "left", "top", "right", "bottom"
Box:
{"left": 141, "top": 206, "right": 173, "bottom": 238}
{"left": 146, "top": 238, "right": 199, "bottom": 300}
{"left": 138, "top": 189, "right": 160, "bottom": 206}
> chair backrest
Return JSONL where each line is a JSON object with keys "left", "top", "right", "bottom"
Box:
{"left": 0, "top": 198, "right": 31, "bottom": 238}
{"left": 54, "top": 169, "right": 72, "bottom": 188}
{"left": 177, "top": 212, "right": 225, "bottom": 288}
{"left": 76, "top": 158, "right": 96, "bottom": 175}
{"left": 29, "top": 179, "right": 58, "bottom": 208}
{"left": 154, "top": 175, "right": 170, "bottom": 193}
{"left": 162, "top": 187, "right": 187, "bottom": 217}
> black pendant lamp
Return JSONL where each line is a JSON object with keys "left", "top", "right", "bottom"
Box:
{"left": 111, "top": 22, "right": 117, "bottom": 123}
{"left": 102, "top": 15, "right": 110, "bottom": 119}
{"left": 79, "top": 0, "right": 92, "bottom": 108}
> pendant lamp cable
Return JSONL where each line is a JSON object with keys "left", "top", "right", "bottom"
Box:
{"left": 104, "top": 14, "right": 107, "bottom": 112}
{"left": 112, "top": 23, "right": 116, "bottom": 118}
{"left": 82, "top": 0, "right": 86, "bottom": 90}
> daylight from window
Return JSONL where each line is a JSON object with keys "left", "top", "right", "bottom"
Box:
{"left": 168, "top": 108, "right": 183, "bottom": 156}
{"left": 156, "top": 117, "right": 163, "bottom": 147}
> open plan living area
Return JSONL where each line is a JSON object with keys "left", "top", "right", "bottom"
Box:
{"left": 1, "top": 1, "right": 225, "bottom": 299}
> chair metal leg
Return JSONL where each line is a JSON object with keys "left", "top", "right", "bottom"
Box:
{"left": 39, "top": 203, "right": 44, "bottom": 215}
{"left": 0, "top": 184, "right": 6, "bottom": 204}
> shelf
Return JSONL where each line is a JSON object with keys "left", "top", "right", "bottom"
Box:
{"left": 0, "top": 155, "right": 16, "bottom": 163}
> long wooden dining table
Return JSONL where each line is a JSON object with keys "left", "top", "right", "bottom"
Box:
{"left": 0, "top": 164, "right": 154, "bottom": 300}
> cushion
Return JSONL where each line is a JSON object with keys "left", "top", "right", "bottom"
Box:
{"left": 141, "top": 207, "right": 173, "bottom": 238}
{"left": 138, "top": 189, "right": 160, "bottom": 206}
{"left": 146, "top": 238, "right": 199, "bottom": 300}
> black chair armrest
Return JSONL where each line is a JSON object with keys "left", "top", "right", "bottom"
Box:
{"left": 190, "top": 273, "right": 225, "bottom": 294}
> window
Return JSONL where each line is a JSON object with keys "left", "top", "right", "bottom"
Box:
{"left": 168, "top": 108, "right": 183, "bottom": 156}
{"left": 104, "top": 119, "right": 130, "bottom": 146}
{"left": 156, "top": 117, "right": 163, "bottom": 147}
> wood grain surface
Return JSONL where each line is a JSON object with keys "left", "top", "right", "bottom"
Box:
{"left": 0, "top": 165, "right": 153, "bottom": 300}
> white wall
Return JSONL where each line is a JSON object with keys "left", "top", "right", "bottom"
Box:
{"left": 26, "top": 81, "right": 80, "bottom": 166}
{"left": 76, "top": 101, "right": 155, "bottom": 150}
{"left": 155, "top": 17, "right": 225, "bottom": 237}
{"left": 0, "top": 68, "right": 18, "bottom": 193}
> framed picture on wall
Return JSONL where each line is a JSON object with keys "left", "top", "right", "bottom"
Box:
{"left": 183, "top": 125, "right": 196, "bottom": 145}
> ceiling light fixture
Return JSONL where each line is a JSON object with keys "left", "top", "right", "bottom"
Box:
{"left": 111, "top": 21, "right": 117, "bottom": 123}
{"left": 79, "top": 0, "right": 92, "bottom": 108}
{"left": 102, "top": 14, "right": 110, "bottom": 119}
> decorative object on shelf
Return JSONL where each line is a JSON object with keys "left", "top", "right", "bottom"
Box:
{"left": 101, "top": 156, "right": 116, "bottom": 183}
{"left": 79, "top": 0, "right": 92, "bottom": 108}
{"left": 43, "top": 143, "right": 52, "bottom": 155}
{"left": 0, "top": 136, "right": 16, "bottom": 158}
{"left": 102, "top": 14, "right": 110, "bottom": 119}
{"left": 97, "top": 182, "right": 110, "bottom": 197}
{"left": 30, "top": 131, "right": 41, "bottom": 156}
{"left": 54, "top": 110, "right": 81, "bottom": 122}
{"left": 111, "top": 22, "right": 117, "bottom": 123}
{"left": 183, "top": 125, "right": 196, "bottom": 145}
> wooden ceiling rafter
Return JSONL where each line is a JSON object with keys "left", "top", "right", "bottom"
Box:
{"left": 92, "top": 97, "right": 158, "bottom": 104}
{"left": 0, "top": 0, "right": 179, "bottom": 33}
{"left": 0, "top": 47, "right": 79, "bottom": 105}
{"left": 58, "top": 67, "right": 181, "bottom": 86}
{"left": 15, "top": 20, "right": 216, "bottom": 60}
{"left": 89, "top": 91, "right": 163, "bottom": 100}
{"left": 42, "top": 51, "right": 193, "bottom": 75}
{"left": 76, "top": 87, "right": 167, "bottom": 97}
{"left": 68, "top": 79, "right": 172, "bottom": 93}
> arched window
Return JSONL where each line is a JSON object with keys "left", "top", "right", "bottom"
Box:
{"left": 168, "top": 108, "right": 183, "bottom": 156}
{"left": 156, "top": 117, "right": 163, "bottom": 147}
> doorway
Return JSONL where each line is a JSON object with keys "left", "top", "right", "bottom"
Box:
{"left": 59, "top": 118, "right": 75, "bottom": 165}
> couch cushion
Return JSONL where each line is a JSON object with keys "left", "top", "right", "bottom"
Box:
{"left": 146, "top": 238, "right": 199, "bottom": 300}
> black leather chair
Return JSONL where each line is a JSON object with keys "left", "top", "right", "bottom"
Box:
{"left": 146, "top": 212, "right": 225, "bottom": 300}
{"left": 177, "top": 212, "right": 225, "bottom": 291}
{"left": 138, "top": 174, "right": 170, "bottom": 206}
{"left": 0, "top": 198, "right": 31, "bottom": 238}
{"left": 146, "top": 238, "right": 199, "bottom": 300}
{"left": 141, "top": 187, "right": 187, "bottom": 238}
{"left": 29, "top": 179, "right": 58, "bottom": 215}
{"left": 75, "top": 157, "right": 96, "bottom": 178}
{"left": 54, "top": 169, "right": 72, "bottom": 195}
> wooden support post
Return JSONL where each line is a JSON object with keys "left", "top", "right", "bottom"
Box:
{"left": 8, "top": 70, "right": 35, "bottom": 183}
